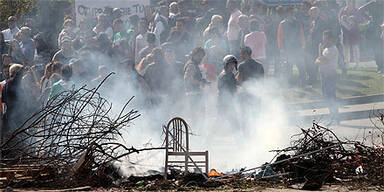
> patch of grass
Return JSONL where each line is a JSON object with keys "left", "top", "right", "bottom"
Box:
{"left": 281, "top": 67, "right": 384, "bottom": 102}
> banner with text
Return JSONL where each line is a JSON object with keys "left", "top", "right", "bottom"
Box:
{"left": 75, "top": 0, "right": 150, "bottom": 23}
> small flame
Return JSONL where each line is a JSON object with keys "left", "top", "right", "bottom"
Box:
{"left": 208, "top": 169, "right": 223, "bottom": 177}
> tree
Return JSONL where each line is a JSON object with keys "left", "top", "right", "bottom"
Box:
{"left": 0, "top": 0, "right": 37, "bottom": 30}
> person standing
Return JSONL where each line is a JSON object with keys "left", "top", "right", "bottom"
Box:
{"left": 33, "top": 34, "right": 52, "bottom": 78}
{"left": 2, "top": 16, "right": 19, "bottom": 42}
{"left": 93, "top": 14, "right": 114, "bottom": 40}
{"left": 236, "top": 46, "right": 264, "bottom": 84}
{"left": 360, "top": 0, "right": 384, "bottom": 73}
{"left": 1, "top": 55, "right": 12, "bottom": 81}
{"left": 2, "top": 64, "right": 26, "bottom": 136}
{"left": 236, "top": 46, "right": 264, "bottom": 128}
{"left": 204, "top": 27, "right": 229, "bottom": 78}
{"left": 277, "top": 6, "right": 306, "bottom": 86}
{"left": 339, "top": 0, "right": 362, "bottom": 69}
{"left": 244, "top": 20, "right": 267, "bottom": 68}
{"left": 143, "top": 48, "right": 170, "bottom": 99}
{"left": 217, "top": 55, "right": 237, "bottom": 113}
{"left": 217, "top": 55, "right": 238, "bottom": 128}
{"left": 168, "top": 1, "right": 179, "bottom": 28}
{"left": 137, "top": 33, "right": 157, "bottom": 65}
{"left": 112, "top": 19, "right": 135, "bottom": 46}
{"left": 0, "top": 32, "right": 7, "bottom": 58}
{"left": 203, "top": 15, "right": 225, "bottom": 41}
{"left": 135, "top": 18, "right": 150, "bottom": 63}
{"left": 162, "top": 44, "right": 184, "bottom": 101}
{"left": 184, "top": 47, "right": 207, "bottom": 94}
{"left": 49, "top": 65, "right": 74, "bottom": 100}
{"left": 153, "top": 6, "right": 170, "bottom": 45}
{"left": 18, "top": 27, "right": 35, "bottom": 65}
{"left": 195, "top": 0, "right": 218, "bottom": 43}
{"left": 184, "top": 47, "right": 207, "bottom": 120}
{"left": 238, "top": 15, "right": 250, "bottom": 49}
{"left": 307, "top": 6, "right": 329, "bottom": 86}
{"left": 226, "top": 0, "right": 242, "bottom": 56}
{"left": 58, "top": 19, "right": 76, "bottom": 48}
{"left": 316, "top": 31, "right": 339, "bottom": 124}
{"left": 52, "top": 38, "right": 75, "bottom": 65}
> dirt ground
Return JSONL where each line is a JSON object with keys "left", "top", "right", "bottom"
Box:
{"left": 6, "top": 184, "right": 383, "bottom": 192}
{"left": 224, "top": 186, "right": 381, "bottom": 192}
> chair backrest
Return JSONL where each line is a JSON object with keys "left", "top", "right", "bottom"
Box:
{"left": 165, "top": 117, "right": 189, "bottom": 152}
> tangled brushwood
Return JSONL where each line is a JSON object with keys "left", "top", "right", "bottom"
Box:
{"left": 117, "top": 113, "right": 384, "bottom": 191}
{"left": 0, "top": 75, "right": 141, "bottom": 188}
{"left": 270, "top": 113, "right": 384, "bottom": 189}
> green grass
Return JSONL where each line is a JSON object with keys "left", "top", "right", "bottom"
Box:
{"left": 280, "top": 67, "right": 384, "bottom": 103}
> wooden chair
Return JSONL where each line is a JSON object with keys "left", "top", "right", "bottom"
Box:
{"left": 164, "top": 117, "right": 208, "bottom": 179}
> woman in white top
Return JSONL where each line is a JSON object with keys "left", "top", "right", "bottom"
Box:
{"left": 316, "top": 30, "right": 339, "bottom": 124}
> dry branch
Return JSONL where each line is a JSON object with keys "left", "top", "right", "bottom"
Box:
{"left": 0, "top": 74, "right": 141, "bottom": 187}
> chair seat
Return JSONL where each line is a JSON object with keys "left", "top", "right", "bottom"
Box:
{"left": 167, "top": 161, "right": 208, "bottom": 164}
{"left": 168, "top": 151, "right": 208, "bottom": 156}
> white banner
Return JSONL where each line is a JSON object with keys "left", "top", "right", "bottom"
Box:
{"left": 75, "top": 0, "right": 150, "bottom": 23}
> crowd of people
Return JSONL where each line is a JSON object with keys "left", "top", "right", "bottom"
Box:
{"left": 0, "top": 0, "right": 383, "bottom": 138}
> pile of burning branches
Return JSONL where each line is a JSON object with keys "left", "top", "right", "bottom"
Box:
{"left": 117, "top": 111, "right": 384, "bottom": 191}
{"left": 203, "top": 111, "right": 384, "bottom": 191}
{"left": 268, "top": 112, "right": 384, "bottom": 189}
{"left": 0, "top": 75, "right": 141, "bottom": 188}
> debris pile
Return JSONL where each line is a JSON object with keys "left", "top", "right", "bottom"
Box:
{"left": 206, "top": 112, "right": 384, "bottom": 190}
{"left": 0, "top": 77, "right": 141, "bottom": 188}
{"left": 118, "top": 112, "right": 383, "bottom": 191}
{"left": 273, "top": 114, "right": 384, "bottom": 189}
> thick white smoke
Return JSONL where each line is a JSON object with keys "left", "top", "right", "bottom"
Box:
{"left": 106, "top": 76, "right": 300, "bottom": 176}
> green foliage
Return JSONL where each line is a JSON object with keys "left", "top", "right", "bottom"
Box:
{"left": 0, "top": 0, "right": 38, "bottom": 30}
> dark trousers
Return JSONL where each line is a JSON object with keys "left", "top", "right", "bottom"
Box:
{"left": 282, "top": 50, "right": 306, "bottom": 86}
{"left": 336, "top": 42, "right": 347, "bottom": 72}
{"left": 373, "top": 39, "right": 384, "bottom": 71}
{"left": 306, "top": 46, "right": 319, "bottom": 85}
{"left": 321, "top": 71, "right": 339, "bottom": 119}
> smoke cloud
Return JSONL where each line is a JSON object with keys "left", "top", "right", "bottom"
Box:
{"left": 100, "top": 75, "right": 300, "bottom": 176}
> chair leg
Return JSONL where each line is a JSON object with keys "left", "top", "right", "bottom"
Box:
{"left": 205, "top": 151, "right": 209, "bottom": 174}
{"left": 184, "top": 154, "right": 188, "bottom": 174}
{"left": 164, "top": 153, "right": 169, "bottom": 180}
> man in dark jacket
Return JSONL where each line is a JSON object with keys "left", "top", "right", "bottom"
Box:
{"left": 217, "top": 55, "right": 237, "bottom": 111}
{"left": 2, "top": 64, "right": 27, "bottom": 138}
{"left": 217, "top": 55, "right": 238, "bottom": 128}
{"left": 277, "top": 6, "right": 306, "bottom": 85}
{"left": 236, "top": 46, "right": 264, "bottom": 84}
{"left": 236, "top": 47, "right": 264, "bottom": 127}
{"left": 143, "top": 47, "right": 171, "bottom": 99}
{"left": 19, "top": 27, "right": 35, "bottom": 65}
{"left": 307, "top": 6, "right": 329, "bottom": 85}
